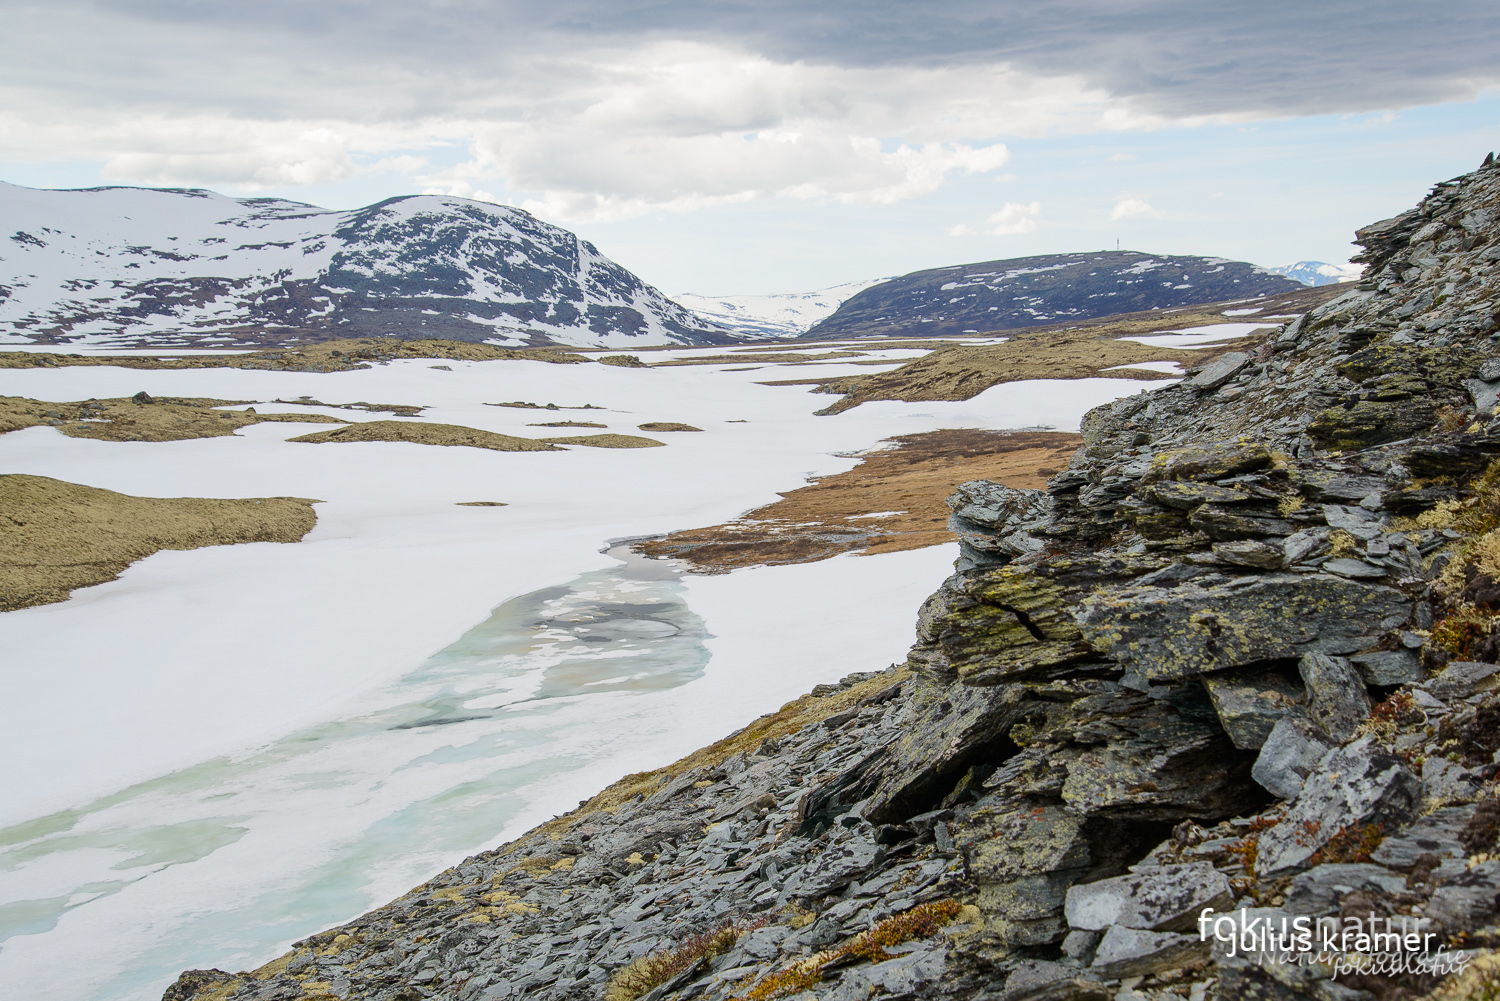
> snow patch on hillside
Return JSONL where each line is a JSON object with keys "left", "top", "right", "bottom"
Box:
{"left": 1269, "top": 261, "right": 1364, "bottom": 286}
{"left": 673, "top": 278, "right": 892, "bottom": 338}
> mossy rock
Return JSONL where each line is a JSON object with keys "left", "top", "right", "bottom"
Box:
{"left": 1306, "top": 399, "right": 1439, "bottom": 450}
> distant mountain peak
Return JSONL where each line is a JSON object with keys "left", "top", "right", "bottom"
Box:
{"left": 671, "top": 278, "right": 894, "bottom": 338}
{"left": 1267, "top": 261, "right": 1364, "bottom": 286}
{"left": 0, "top": 181, "right": 732, "bottom": 349}
{"left": 804, "top": 250, "right": 1303, "bottom": 339}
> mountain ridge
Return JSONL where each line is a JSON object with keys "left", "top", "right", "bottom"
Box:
{"left": 0, "top": 182, "right": 732, "bottom": 349}
{"left": 803, "top": 250, "right": 1304, "bottom": 340}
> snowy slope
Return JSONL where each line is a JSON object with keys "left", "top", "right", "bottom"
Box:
{"left": 807, "top": 251, "right": 1304, "bottom": 339}
{"left": 1268, "top": 260, "right": 1364, "bottom": 286}
{"left": 0, "top": 182, "right": 731, "bottom": 349}
{"left": 671, "top": 278, "right": 893, "bottom": 338}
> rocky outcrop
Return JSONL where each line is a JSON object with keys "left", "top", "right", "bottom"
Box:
{"left": 169, "top": 154, "right": 1500, "bottom": 1001}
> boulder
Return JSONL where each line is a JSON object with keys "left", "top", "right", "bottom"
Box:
{"left": 1349, "top": 649, "right": 1422, "bottom": 686}
{"left": 1299, "top": 653, "right": 1371, "bottom": 742}
{"left": 1187, "top": 352, "right": 1250, "bottom": 390}
{"left": 1370, "top": 805, "right": 1477, "bottom": 871}
{"left": 1189, "top": 505, "right": 1295, "bottom": 541}
{"left": 1089, "top": 925, "right": 1211, "bottom": 979}
{"left": 1256, "top": 738, "right": 1422, "bottom": 876}
{"left": 1202, "top": 665, "right": 1305, "bottom": 750}
{"left": 1212, "top": 540, "right": 1286, "bottom": 569}
{"left": 1076, "top": 574, "right": 1410, "bottom": 683}
{"left": 1423, "top": 660, "right": 1500, "bottom": 698}
{"left": 1063, "top": 862, "right": 1232, "bottom": 932}
{"left": 1282, "top": 863, "right": 1406, "bottom": 915}
{"left": 1252, "top": 713, "right": 1335, "bottom": 800}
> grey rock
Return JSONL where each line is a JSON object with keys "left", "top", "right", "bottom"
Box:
{"left": 1089, "top": 925, "right": 1211, "bottom": 979}
{"left": 1189, "top": 352, "right": 1250, "bottom": 390}
{"left": 1282, "top": 863, "right": 1406, "bottom": 915}
{"left": 736, "top": 926, "right": 788, "bottom": 961}
{"left": 795, "top": 914, "right": 843, "bottom": 948}
{"left": 1060, "top": 928, "right": 1104, "bottom": 964}
{"left": 1465, "top": 377, "right": 1500, "bottom": 414}
{"left": 1348, "top": 649, "right": 1423, "bottom": 686}
{"left": 1322, "top": 506, "right": 1383, "bottom": 540}
{"left": 1299, "top": 653, "right": 1371, "bottom": 743}
{"left": 1321, "top": 558, "right": 1387, "bottom": 579}
{"left": 1145, "top": 480, "right": 1254, "bottom": 509}
{"left": 1189, "top": 505, "right": 1296, "bottom": 541}
{"left": 1283, "top": 529, "right": 1332, "bottom": 566}
{"left": 825, "top": 948, "right": 947, "bottom": 1001}
{"left": 1257, "top": 738, "right": 1422, "bottom": 876}
{"left": 1421, "top": 756, "right": 1483, "bottom": 801}
{"left": 1002, "top": 961, "right": 1109, "bottom": 1001}
{"left": 1063, "top": 862, "right": 1232, "bottom": 932}
{"left": 1202, "top": 665, "right": 1304, "bottom": 750}
{"left": 1423, "top": 660, "right": 1500, "bottom": 698}
{"left": 1212, "top": 540, "right": 1285, "bottom": 569}
{"left": 781, "top": 834, "right": 884, "bottom": 898}
{"left": 1076, "top": 574, "right": 1410, "bottom": 683}
{"left": 1370, "top": 805, "right": 1477, "bottom": 871}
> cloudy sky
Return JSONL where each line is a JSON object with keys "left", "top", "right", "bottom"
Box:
{"left": 3, "top": 0, "right": 1499, "bottom": 294}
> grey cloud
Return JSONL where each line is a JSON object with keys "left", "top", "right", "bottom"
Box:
{"left": 5, "top": 0, "right": 1499, "bottom": 120}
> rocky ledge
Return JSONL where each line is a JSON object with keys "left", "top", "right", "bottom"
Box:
{"left": 170, "top": 153, "right": 1500, "bottom": 1001}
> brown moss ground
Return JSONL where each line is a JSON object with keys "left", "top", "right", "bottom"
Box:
{"left": 528, "top": 421, "right": 608, "bottom": 428}
{"left": 637, "top": 422, "right": 703, "bottom": 432}
{"left": 0, "top": 395, "right": 347, "bottom": 443}
{"left": 808, "top": 283, "right": 1353, "bottom": 414}
{"left": 288, "top": 421, "right": 560, "bottom": 452}
{"left": 0, "top": 337, "right": 588, "bottom": 373}
{"left": 633, "top": 428, "right": 1081, "bottom": 572}
{"left": 272, "top": 398, "right": 425, "bottom": 417}
{"left": 537, "top": 434, "right": 665, "bottom": 448}
{"left": 0, "top": 474, "right": 319, "bottom": 611}
{"left": 813, "top": 333, "right": 1230, "bottom": 415}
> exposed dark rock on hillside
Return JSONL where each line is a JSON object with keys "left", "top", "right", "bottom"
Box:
{"left": 168, "top": 155, "right": 1500, "bottom": 1001}
{"left": 804, "top": 252, "right": 1303, "bottom": 340}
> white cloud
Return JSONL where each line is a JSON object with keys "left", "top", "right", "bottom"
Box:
{"left": 0, "top": 37, "right": 1135, "bottom": 222}
{"left": 985, "top": 201, "right": 1041, "bottom": 235}
{"left": 1111, "top": 196, "right": 1161, "bottom": 220}
{"left": 947, "top": 223, "right": 977, "bottom": 236}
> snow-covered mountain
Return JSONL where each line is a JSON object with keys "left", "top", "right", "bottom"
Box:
{"left": 671, "top": 278, "right": 893, "bottom": 338}
{"left": 806, "top": 251, "right": 1304, "bottom": 339}
{"left": 0, "top": 182, "right": 732, "bottom": 349}
{"left": 1267, "top": 261, "right": 1364, "bottom": 286}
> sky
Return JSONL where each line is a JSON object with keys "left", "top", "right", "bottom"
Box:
{"left": 3, "top": 1, "right": 1499, "bottom": 295}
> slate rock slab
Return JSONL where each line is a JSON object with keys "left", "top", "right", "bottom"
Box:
{"left": 1252, "top": 713, "right": 1335, "bottom": 800}
{"left": 1202, "top": 665, "right": 1304, "bottom": 750}
{"left": 1063, "top": 862, "right": 1232, "bottom": 933}
{"left": 1256, "top": 738, "right": 1422, "bottom": 877}
{"left": 1089, "top": 925, "right": 1211, "bottom": 979}
{"left": 1076, "top": 574, "right": 1410, "bottom": 682}
{"left": 1299, "top": 653, "right": 1371, "bottom": 743}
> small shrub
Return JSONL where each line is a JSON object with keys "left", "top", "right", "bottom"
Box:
{"left": 739, "top": 899, "right": 964, "bottom": 1001}
{"left": 605, "top": 917, "right": 766, "bottom": 1001}
{"left": 1309, "top": 823, "right": 1384, "bottom": 866}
